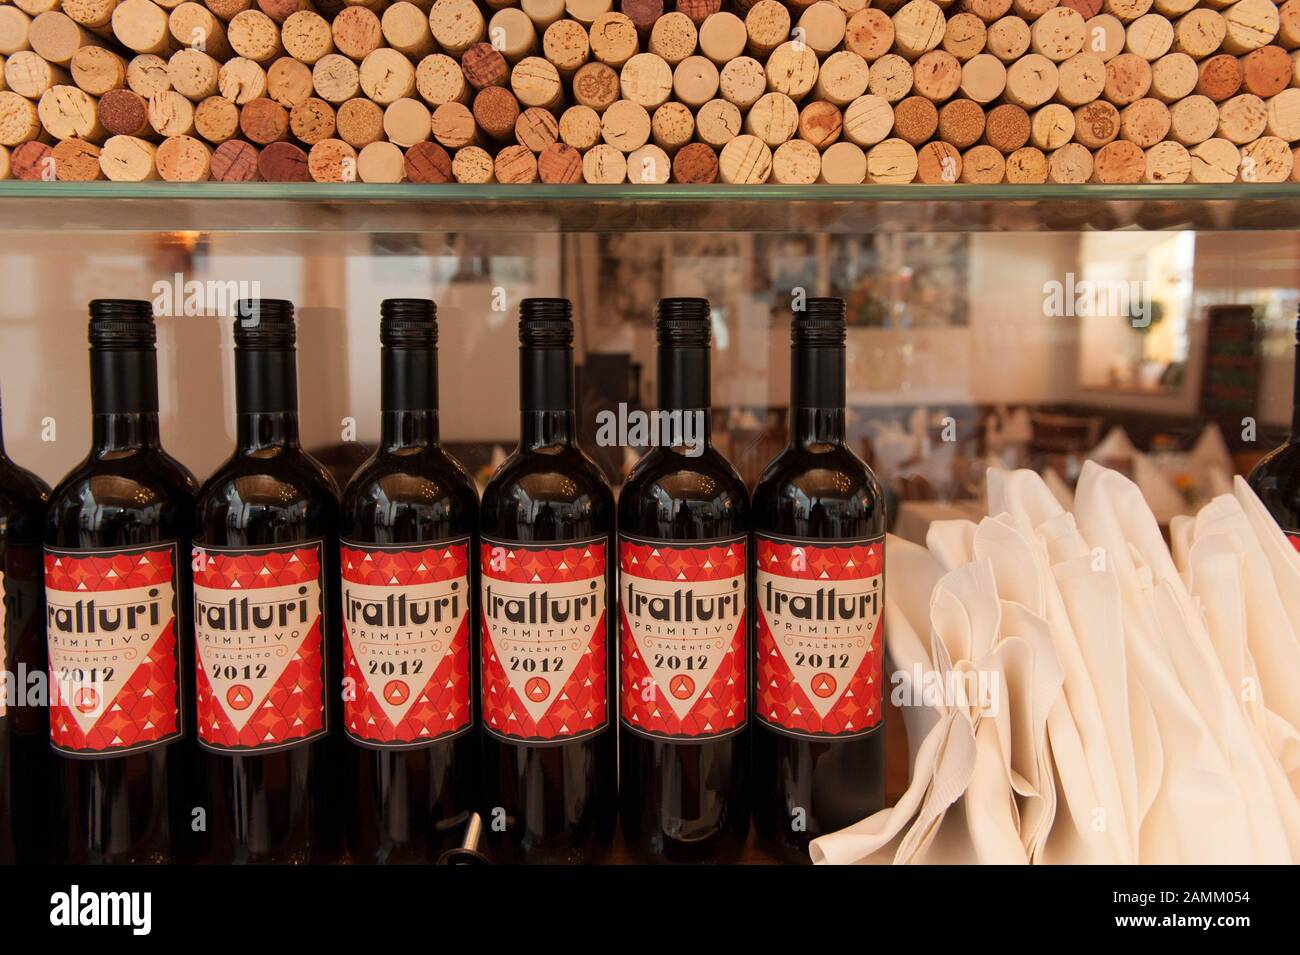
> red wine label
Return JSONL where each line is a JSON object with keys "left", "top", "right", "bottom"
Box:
{"left": 193, "top": 542, "right": 328, "bottom": 753}
{"left": 756, "top": 533, "right": 884, "bottom": 738}
{"left": 340, "top": 539, "right": 472, "bottom": 748}
{"left": 480, "top": 536, "right": 609, "bottom": 743}
{"left": 1288, "top": 531, "right": 1300, "bottom": 552}
{"left": 619, "top": 535, "right": 747, "bottom": 740}
{"left": 44, "top": 543, "right": 183, "bottom": 757}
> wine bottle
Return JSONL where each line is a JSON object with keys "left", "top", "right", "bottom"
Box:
{"left": 193, "top": 299, "right": 342, "bottom": 864}
{"left": 751, "top": 297, "right": 887, "bottom": 864}
{"left": 45, "top": 300, "right": 197, "bottom": 864}
{"left": 479, "top": 298, "right": 616, "bottom": 864}
{"left": 618, "top": 297, "right": 751, "bottom": 864}
{"left": 1249, "top": 307, "right": 1300, "bottom": 545}
{"left": 0, "top": 389, "right": 51, "bottom": 865}
{"left": 340, "top": 299, "right": 480, "bottom": 864}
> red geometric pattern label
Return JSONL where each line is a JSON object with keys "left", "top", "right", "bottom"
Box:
{"left": 480, "top": 536, "right": 608, "bottom": 743}
{"left": 756, "top": 533, "right": 883, "bottom": 738}
{"left": 193, "top": 542, "right": 328, "bottom": 753}
{"left": 619, "top": 535, "right": 747, "bottom": 740}
{"left": 44, "top": 543, "right": 182, "bottom": 757}
{"left": 341, "top": 539, "right": 472, "bottom": 748}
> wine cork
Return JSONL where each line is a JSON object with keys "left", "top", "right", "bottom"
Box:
{"left": 1102, "top": 51, "right": 1150, "bottom": 103}
{"left": 19, "top": 1, "right": 61, "bottom": 21}
{"left": 112, "top": 0, "right": 176, "bottom": 56}
{"left": 228, "top": 9, "right": 281, "bottom": 62}
{"left": 1222, "top": 0, "right": 1278, "bottom": 56}
{"left": 448, "top": 143, "right": 492, "bottom": 181}
{"left": 100, "top": 133, "right": 159, "bottom": 179}
{"left": 307, "top": 136, "right": 356, "bottom": 180}
{"left": 404, "top": 140, "right": 453, "bottom": 181}
{"left": 1168, "top": 93, "right": 1216, "bottom": 143}
{"left": 671, "top": 53, "right": 717, "bottom": 105}
{"left": 156, "top": 132, "right": 210, "bottom": 179}
{"left": 692, "top": 95, "right": 738, "bottom": 144}
{"left": 210, "top": 138, "right": 261, "bottom": 180}
{"left": 649, "top": 11, "right": 696, "bottom": 63}
{"left": 626, "top": 142, "right": 669, "bottom": 182}
{"left": 355, "top": 139, "right": 404, "bottom": 181}
{"left": 168, "top": 48, "right": 221, "bottom": 101}
{"left": 98, "top": 87, "right": 152, "bottom": 136}
{"left": 267, "top": 54, "right": 313, "bottom": 105}
{"left": 169, "top": 3, "right": 232, "bottom": 59}
{"left": 38, "top": 85, "right": 103, "bottom": 140}
{"left": 1149, "top": 50, "right": 1195, "bottom": 102}
{"left": 891, "top": 94, "right": 938, "bottom": 142}
{"left": 257, "top": 138, "right": 306, "bottom": 178}
{"left": 50, "top": 135, "right": 101, "bottom": 180}
{"left": 959, "top": 52, "right": 1006, "bottom": 101}
{"left": 844, "top": 92, "right": 895, "bottom": 144}
{"left": 512, "top": 55, "right": 563, "bottom": 108}
{"left": 671, "top": 139, "right": 716, "bottom": 180}
{"left": 1151, "top": 0, "right": 1194, "bottom": 15}
{"left": 1217, "top": 91, "right": 1265, "bottom": 141}
{"left": 337, "top": 96, "right": 383, "bottom": 144}
{"left": 1241, "top": 46, "right": 1291, "bottom": 98}
{"left": 811, "top": 49, "right": 869, "bottom": 104}
{"left": 1119, "top": 95, "right": 1168, "bottom": 144}
{"left": 282, "top": 10, "right": 333, "bottom": 63}
{"left": 0, "top": 8, "right": 32, "bottom": 58}
{"left": 473, "top": 83, "right": 518, "bottom": 137}
{"left": 934, "top": 95, "right": 981, "bottom": 145}
{"left": 1014, "top": 0, "right": 1060, "bottom": 19}
{"left": 378, "top": 2, "right": 433, "bottom": 58}
{"left": 601, "top": 95, "right": 650, "bottom": 148}
{"left": 846, "top": 8, "right": 895, "bottom": 59}
{"left": 866, "top": 136, "right": 916, "bottom": 180}
{"left": 718, "top": 132, "right": 771, "bottom": 182}
{"left": 677, "top": 0, "right": 722, "bottom": 26}
{"left": 1032, "top": 7, "right": 1085, "bottom": 61}
{"left": 892, "top": 1, "right": 945, "bottom": 61}
{"left": 288, "top": 93, "right": 335, "bottom": 140}
{"left": 1282, "top": 0, "right": 1300, "bottom": 49}
{"left": 534, "top": 139, "right": 580, "bottom": 181}
{"left": 943, "top": 12, "right": 986, "bottom": 59}
{"left": 650, "top": 99, "right": 693, "bottom": 148}
{"left": 219, "top": 56, "right": 266, "bottom": 102}
{"left": 769, "top": 136, "right": 818, "bottom": 181}
{"left": 207, "top": 0, "right": 255, "bottom": 19}
{"left": 0, "top": 145, "right": 7, "bottom": 182}
{"left": 765, "top": 41, "right": 820, "bottom": 99}
{"left": 868, "top": 52, "right": 913, "bottom": 100}
{"left": 745, "top": 0, "right": 789, "bottom": 57}
{"left": 1031, "top": 101, "right": 1074, "bottom": 145}
{"left": 313, "top": 51, "right": 359, "bottom": 102}
{"left": 986, "top": 15, "right": 1030, "bottom": 62}
{"left": 1239, "top": 134, "right": 1291, "bottom": 180}
{"left": 1055, "top": 50, "right": 1104, "bottom": 104}
{"left": 30, "top": 13, "right": 100, "bottom": 71}
{"left": 1005, "top": 53, "right": 1057, "bottom": 107}
{"left": 332, "top": 7, "right": 381, "bottom": 62}
{"left": 1092, "top": 137, "right": 1144, "bottom": 179}
{"left": 699, "top": 11, "right": 745, "bottom": 64}
{"left": 623, "top": 54, "right": 679, "bottom": 109}
{"left": 1172, "top": 9, "right": 1224, "bottom": 58}
{"left": 814, "top": 139, "right": 863, "bottom": 181}
{"left": 238, "top": 95, "right": 286, "bottom": 142}
{"left": 916, "top": 139, "right": 960, "bottom": 180}
{"left": 799, "top": 2, "right": 848, "bottom": 55}
{"left": 194, "top": 92, "right": 240, "bottom": 140}
{"left": 258, "top": 0, "right": 311, "bottom": 25}
{"left": 381, "top": 95, "right": 429, "bottom": 145}
{"left": 1140, "top": 137, "right": 1187, "bottom": 179}
{"left": 430, "top": 99, "right": 476, "bottom": 146}
{"left": 4, "top": 50, "right": 69, "bottom": 99}
{"left": 589, "top": 11, "right": 638, "bottom": 66}
{"left": 491, "top": 141, "right": 535, "bottom": 181}
{"left": 513, "top": 104, "right": 557, "bottom": 151}
{"left": 719, "top": 54, "right": 765, "bottom": 107}
{"left": 963, "top": 0, "right": 1012, "bottom": 23}
{"left": 415, "top": 53, "right": 469, "bottom": 105}
{"left": 10, "top": 141, "right": 53, "bottom": 178}
{"left": 489, "top": 7, "right": 538, "bottom": 63}
{"left": 558, "top": 102, "right": 601, "bottom": 146}
{"left": 1005, "top": 144, "right": 1047, "bottom": 180}
{"left": 567, "top": 0, "right": 613, "bottom": 26}
{"left": 582, "top": 140, "right": 625, "bottom": 179}
{"left": 429, "top": 0, "right": 485, "bottom": 54}
{"left": 909, "top": 49, "right": 959, "bottom": 101}
{"left": 982, "top": 102, "right": 1028, "bottom": 151}
{"left": 355, "top": 47, "right": 414, "bottom": 104}
{"left": 799, "top": 99, "right": 842, "bottom": 146}
{"left": 523, "top": 0, "right": 567, "bottom": 31}
{"left": 1085, "top": 13, "right": 1125, "bottom": 60}
{"left": 1125, "top": 14, "right": 1173, "bottom": 62}
{"left": 1267, "top": 86, "right": 1300, "bottom": 139}
{"left": 743, "top": 89, "right": 797, "bottom": 144}
{"left": 1073, "top": 98, "right": 1119, "bottom": 144}
{"left": 622, "top": 0, "right": 664, "bottom": 36}
{"left": 1196, "top": 53, "right": 1241, "bottom": 101}
{"left": 70, "top": 46, "right": 127, "bottom": 96}
{"left": 1050, "top": 140, "right": 1092, "bottom": 180}
{"left": 461, "top": 44, "right": 508, "bottom": 91}
{"left": 1102, "top": 0, "right": 1150, "bottom": 22}
{"left": 1188, "top": 136, "right": 1238, "bottom": 180}
{"left": 543, "top": 19, "right": 590, "bottom": 74}
{"left": 573, "top": 60, "right": 619, "bottom": 109}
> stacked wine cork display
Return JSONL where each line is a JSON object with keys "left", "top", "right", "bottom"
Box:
{"left": 2, "top": 0, "right": 1300, "bottom": 182}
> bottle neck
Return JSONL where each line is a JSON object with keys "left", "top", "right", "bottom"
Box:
{"left": 520, "top": 345, "right": 575, "bottom": 449}
{"left": 90, "top": 347, "right": 161, "bottom": 451}
{"left": 381, "top": 345, "right": 439, "bottom": 448}
{"left": 236, "top": 348, "right": 300, "bottom": 450}
{"left": 791, "top": 345, "right": 847, "bottom": 446}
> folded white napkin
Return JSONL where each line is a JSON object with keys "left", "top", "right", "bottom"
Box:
{"left": 1088, "top": 426, "right": 1139, "bottom": 463}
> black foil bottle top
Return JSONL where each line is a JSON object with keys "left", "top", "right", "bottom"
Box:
{"left": 381, "top": 298, "right": 437, "bottom": 347}
{"left": 233, "top": 298, "right": 296, "bottom": 348}
{"left": 518, "top": 298, "right": 574, "bottom": 345}
{"left": 792, "top": 297, "right": 847, "bottom": 346}
{"left": 656, "top": 297, "right": 711, "bottom": 346}
{"left": 88, "top": 299, "right": 156, "bottom": 349}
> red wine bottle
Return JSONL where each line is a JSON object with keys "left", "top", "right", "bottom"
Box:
{"left": 45, "top": 300, "right": 197, "bottom": 864}
{"left": 193, "top": 299, "right": 342, "bottom": 863}
{"left": 618, "top": 297, "right": 751, "bottom": 864}
{"left": 479, "top": 298, "right": 616, "bottom": 864}
{"left": 0, "top": 391, "right": 51, "bottom": 865}
{"left": 340, "top": 299, "right": 480, "bottom": 864}
{"left": 1249, "top": 307, "right": 1300, "bottom": 545}
{"left": 751, "top": 297, "right": 887, "bottom": 863}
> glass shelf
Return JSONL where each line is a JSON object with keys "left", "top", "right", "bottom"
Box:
{"left": 3, "top": 181, "right": 1299, "bottom": 234}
